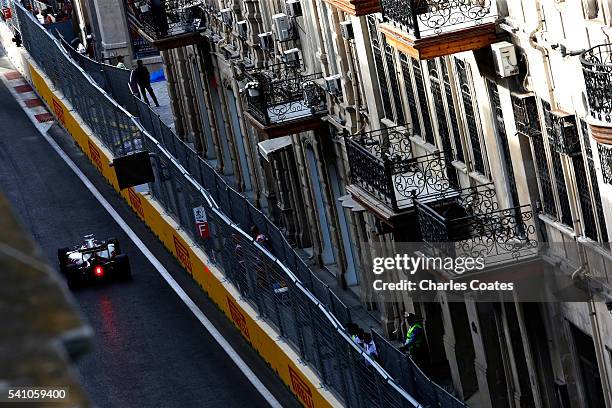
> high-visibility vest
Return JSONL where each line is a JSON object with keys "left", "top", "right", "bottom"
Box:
{"left": 406, "top": 323, "right": 423, "bottom": 350}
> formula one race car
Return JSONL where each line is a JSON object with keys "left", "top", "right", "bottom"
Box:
{"left": 58, "top": 235, "right": 131, "bottom": 288}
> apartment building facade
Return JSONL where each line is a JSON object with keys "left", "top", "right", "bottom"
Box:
{"left": 126, "top": 0, "right": 612, "bottom": 406}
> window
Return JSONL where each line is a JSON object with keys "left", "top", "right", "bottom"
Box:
{"left": 367, "top": 16, "right": 393, "bottom": 121}
{"left": 400, "top": 54, "right": 422, "bottom": 139}
{"left": 487, "top": 79, "right": 519, "bottom": 207}
{"left": 400, "top": 53, "right": 434, "bottom": 144}
{"left": 455, "top": 58, "right": 487, "bottom": 174}
{"left": 514, "top": 99, "right": 557, "bottom": 218}
{"left": 569, "top": 322, "right": 607, "bottom": 408}
{"left": 574, "top": 154, "right": 598, "bottom": 240}
{"left": 429, "top": 59, "right": 458, "bottom": 186}
{"left": 440, "top": 59, "right": 464, "bottom": 162}
{"left": 366, "top": 17, "right": 404, "bottom": 124}
{"left": 384, "top": 43, "right": 405, "bottom": 123}
{"left": 542, "top": 100, "right": 573, "bottom": 226}
{"left": 412, "top": 58, "right": 434, "bottom": 144}
{"left": 428, "top": 60, "right": 452, "bottom": 153}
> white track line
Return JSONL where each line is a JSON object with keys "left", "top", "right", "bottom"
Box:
{"left": 0, "top": 60, "right": 283, "bottom": 408}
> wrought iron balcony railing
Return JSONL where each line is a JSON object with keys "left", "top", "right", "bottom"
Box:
{"left": 415, "top": 183, "right": 538, "bottom": 265}
{"left": 125, "top": 0, "right": 205, "bottom": 43}
{"left": 345, "top": 127, "right": 458, "bottom": 211}
{"left": 243, "top": 64, "right": 327, "bottom": 126}
{"left": 380, "top": 0, "right": 498, "bottom": 39}
{"left": 581, "top": 44, "right": 612, "bottom": 123}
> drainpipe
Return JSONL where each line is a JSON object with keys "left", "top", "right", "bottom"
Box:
{"left": 528, "top": 0, "right": 557, "bottom": 109}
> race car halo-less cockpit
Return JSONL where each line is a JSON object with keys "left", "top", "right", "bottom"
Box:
{"left": 58, "top": 235, "right": 131, "bottom": 288}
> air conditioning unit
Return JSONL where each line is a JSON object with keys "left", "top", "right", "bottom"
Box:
{"left": 340, "top": 21, "right": 354, "bottom": 40}
{"left": 258, "top": 32, "right": 274, "bottom": 50}
{"left": 272, "top": 13, "right": 292, "bottom": 41}
{"left": 220, "top": 8, "right": 233, "bottom": 25}
{"left": 284, "top": 48, "right": 300, "bottom": 65}
{"left": 491, "top": 41, "right": 518, "bottom": 78}
{"left": 237, "top": 20, "right": 248, "bottom": 38}
{"left": 325, "top": 74, "right": 342, "bottom": 96}
{"left": 286, "top": 0, "right": 302, "bottom": 17}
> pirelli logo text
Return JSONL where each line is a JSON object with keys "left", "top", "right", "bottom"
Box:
{"left": 128, "top": 188, "right": 144, "bottom": 219}
{"left": 52, "top": 97, "right": 65, "bottom": 125}
{"left": 173, "top": 235, "right": 192, "bottom": 273}
{"left": 227, "top": 298, "right": 250, "bottom": 340}
{"left": 289, "top": 366, "right": 314, "bottom": 408}
{"left": 88, "top": 140, "right": 103, "bottom": 171}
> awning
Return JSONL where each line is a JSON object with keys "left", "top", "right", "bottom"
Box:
{"left": 258, "top": 136, "right": 293, "bottom": 161}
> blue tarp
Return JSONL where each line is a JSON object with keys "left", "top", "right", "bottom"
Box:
{"left": 150, "top": 68, "right": 165, "bottom": 83}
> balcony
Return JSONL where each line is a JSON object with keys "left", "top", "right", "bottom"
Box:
{"left": 125, "top": 0, "right": 206, "bottom": 50}
{"left": 243, "top": 64, "right": 328, "bottom": 138}
{"left": 344, "top": 127, "right": 458, "bottom": 227}
{"left": 414, "top": 183, "right": 538, "bottom": 268}
{"left": 323, "top": 0, "right": 380, "bottom": 16}
{"left": 378, "top": 0, "right": 500, "bottom": 60}
{"left": 581, "top": 44, "right": 612, "bottom": 145}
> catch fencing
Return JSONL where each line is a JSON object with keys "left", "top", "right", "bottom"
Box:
{"left": 12, "top": 3, "right": 424, "bottom": 407}
{"left": 372, "top": 332, "right": 467, "bottom": 408}
{"left": 56, "top": 35, "right": 137, "bottom": 115}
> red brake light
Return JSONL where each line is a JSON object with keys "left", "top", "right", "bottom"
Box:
{"left": 94, "top": 266, "right": 104, "bottom": 277}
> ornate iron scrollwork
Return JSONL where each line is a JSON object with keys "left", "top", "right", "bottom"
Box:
{"left": 598, "top": 143, "right": 612, "bottom": 184}
{"left": 345, "top": 127, "right": 458, "bottom": 211}
{"left": 381, "top": 0, "right": 496, "bottom": 38}
{"left": 243, "top": 64, "right": 327, "bottom": 125}
{"left": 345, "top": 126, "right": 411, "bottom": 208}
{"left": 126, "top": 0, "right": 205, "bottom": 40}
{"left": 414, "top": 183, "right": 538, "bottom": 265}
{"left": 581, "top": 44, "right": 612, "bottom": 123}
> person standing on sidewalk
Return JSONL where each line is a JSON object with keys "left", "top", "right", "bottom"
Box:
{"left": 403, "top": 313, "right": 426, "bottom": 367}
{"left": 134, "top": 60, "right": 159, "bottom": 107}
{"left": 115, "top": 55, "right": 126, "bottom": 69}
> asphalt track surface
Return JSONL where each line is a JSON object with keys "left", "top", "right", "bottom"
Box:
{"left": 0, "top": 49, "right": 301, "bottom": 408}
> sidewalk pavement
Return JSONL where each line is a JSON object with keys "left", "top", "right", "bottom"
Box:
{"left": 150, "top": 80, "right": 174, "bottom": 132}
